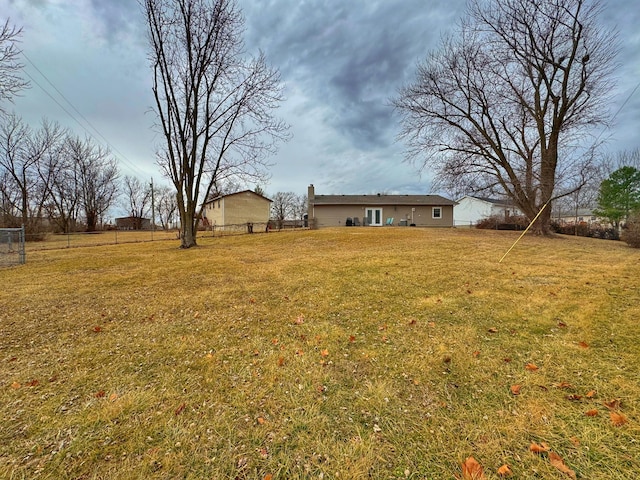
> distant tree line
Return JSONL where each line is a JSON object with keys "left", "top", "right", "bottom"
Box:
{"left": 0, "top": 113, "right": 179, "bottom": 236}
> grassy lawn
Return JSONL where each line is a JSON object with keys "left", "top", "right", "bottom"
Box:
{"left": 1, "top": 228, "right": 638, "bottom": 479}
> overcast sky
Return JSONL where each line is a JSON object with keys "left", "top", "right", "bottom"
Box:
{"left": 2, "top": 0, "right": 639, "bottom": 199}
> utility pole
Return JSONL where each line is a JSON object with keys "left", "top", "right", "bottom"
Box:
{"left": 150, "top": 178, "right": 156, "bottom": 239}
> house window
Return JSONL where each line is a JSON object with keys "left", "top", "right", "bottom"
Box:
{"left": 432, "top": 207, "right": 442, "bottom": 219}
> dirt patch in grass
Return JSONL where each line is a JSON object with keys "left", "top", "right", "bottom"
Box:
{"left": 1, "top": 228, "right": 638, "bottom": 479}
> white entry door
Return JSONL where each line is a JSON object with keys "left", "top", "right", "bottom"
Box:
{"left": 366, "top": 208, "right": 383, "bottom": 226}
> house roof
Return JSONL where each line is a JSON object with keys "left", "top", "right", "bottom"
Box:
{"left": 203, "top": 189, "right": 272, "bottom": 204}
{"left": 312, "top": 194, "right": 455, "bottom": 206}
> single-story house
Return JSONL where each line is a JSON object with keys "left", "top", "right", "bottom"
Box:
{"left": 115, "top": 216, "right": 152, "bottom": 230}
{"left": 553, "top": 208, "right": 599, "bottom": 226}
{"left": 307, "top": 184, "right": 455, "bottom": 228}
{"left": 202, "top": 190, "right": 272, "bottom": 231}
{"left": 454, "top": 195, "right": 522, "bottom": 227}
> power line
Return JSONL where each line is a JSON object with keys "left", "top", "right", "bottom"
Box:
{"left": 20, "top": 52, "right": 149, "bottom": 177}
{"left": 612, "top": 80, "right": 640, "bottom": 122}
{"left": 593, "top": 79, "right": 640, "bottom": 147}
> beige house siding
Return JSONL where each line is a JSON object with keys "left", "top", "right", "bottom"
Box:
{"left": 307, "top": 185, "right": 455, "bottom": 228}
{"left": 203, "top": 190, "right": 272, "bottom": 230}
{"left": 311, "top": 204, "right": 453, "bottom": 227}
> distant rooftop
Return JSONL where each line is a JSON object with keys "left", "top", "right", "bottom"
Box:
{"left": 312, "top": 194, "right": 455, "bottom": 206}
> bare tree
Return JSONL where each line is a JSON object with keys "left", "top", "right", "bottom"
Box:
{"left": 37, "top": 121, "right": 72, "bottom": 232}
{"left": 207, "top": 177, "right": 245, "bottom": 202}
{"left": 292, "top": 193, "right": 307, "bottom": 225}
{"left": 66, "top": 135, "right": 119, "bottom": 231}
{"left": 270, "top": 191, "right": 296, "bottom": 229}
{"left": 0, "top": 115, "right": 63, "bottom": 235}
{"left": 156, "top": 185, "right": 177, "bottom": 230}
{"left": 122, "top": 175, "right": 152, "bottom": 229}
{"left": 0, "top": 19, "right": 29, "bottom": 112}
{"left": 143, "top": 0, "right": 289, "bottom": 248}
{"left": 395, "top": 0, "right": 618, "bottom": 235}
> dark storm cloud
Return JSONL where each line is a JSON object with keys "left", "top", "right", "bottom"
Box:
{"left": 242, "top": 0, "right": 464, "bottom": 152}
{"left": 88, "top": 0, "right": 146, "bottom": 47}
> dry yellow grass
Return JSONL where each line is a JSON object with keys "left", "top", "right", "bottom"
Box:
{"left": 1, "top": 228, "right": 638, "bottom": 479}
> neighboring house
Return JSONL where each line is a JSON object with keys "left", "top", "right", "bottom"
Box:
{"left": 202, "top": 190, "right": 272, "bottom": 231}
{"left": 554, "top": 208, "right": 599, "bottom": 226}
{"left": 454, "top": 196, "right": 522, "bottom": 227}
{"left": 307, "top": 184, "right": 455, "bottom": 228}
{"left": 116, "top": 216, "right": 151, "bottom": 230}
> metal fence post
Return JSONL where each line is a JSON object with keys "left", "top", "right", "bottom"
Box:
{"left": 18, "top": 225, "right": 26, "bottom": 265}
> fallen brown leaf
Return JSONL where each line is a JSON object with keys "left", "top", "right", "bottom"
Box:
{"left": 585, "top": 390, "right": 597, "bottom": 398}
{"left": 610, "top": 411, "right": 628, "bottom": 427}
{"left": 603, "top": 399, "right": 621, "bottom": 410}
{"left": 175, "top": 402, "right": 186, "bottom": 416}
{"left": 554, "top": 381, "right": 573, "bottom": 389}
{"left": 578, "top": 341, "right": 589, "bottom": 349}
{"left": 549, "top": 451, "right": 577, "bottom": 479}
{"left": 585, "top": 409, "right": 599, "bottom": 417}
{"left": 497, "top": 464, "right": 513, "bottom": 477}
{"left": 461, "top": 456, "right": 485, "bottom": 480}
{"left": 510, "top": 384, "right": 522, "bottom": 395}
{"left": 529, "top": 442, "right": 550, "bottom": 453}
{"left": 525, "top": 363, "right": 539, "bottom": 371}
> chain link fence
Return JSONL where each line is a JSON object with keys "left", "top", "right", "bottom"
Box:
{"left": 0, "top": 226, "right": 26, "bottom": 267}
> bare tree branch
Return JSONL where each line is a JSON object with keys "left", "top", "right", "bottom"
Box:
{"left": 395, "top": 0, "right": 618, "bottom": 234}
{"left": 143, "top": 0, "right": 289, "bottom": 248}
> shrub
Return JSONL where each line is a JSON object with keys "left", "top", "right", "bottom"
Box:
{"left": 551, "top": 222, "right": 620, "bottom": 240}
{"left": 475, "top": 215, "right": 528, "bottom": 230}
{"left": 621, "top": 213, "right": 640, "bottom": 248}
